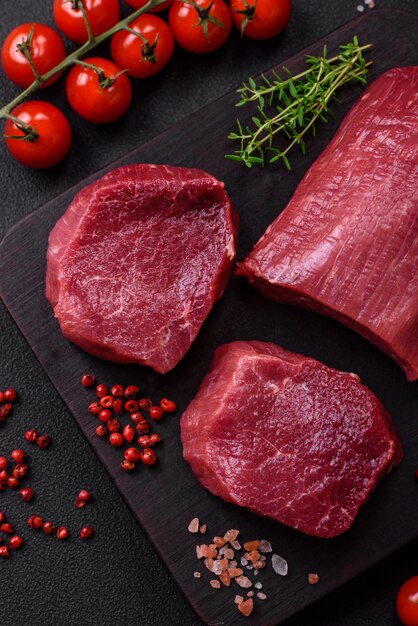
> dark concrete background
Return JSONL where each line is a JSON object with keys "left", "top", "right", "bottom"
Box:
{"left": 1, "top": 1, "right": 417, "bottom": 624}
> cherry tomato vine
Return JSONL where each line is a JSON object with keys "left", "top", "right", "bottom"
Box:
{"left": 0, "top": 0, "right": 167, "bottom": 164}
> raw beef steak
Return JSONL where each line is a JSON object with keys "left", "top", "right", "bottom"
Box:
{"left": 237, "top": 67, "right": 418, "bottom": 381}
{"left": 181, "top": 341, "right": 402, "bottom": 538}
{"left": 46, "top": 164, "right": 239, "bottom": 373}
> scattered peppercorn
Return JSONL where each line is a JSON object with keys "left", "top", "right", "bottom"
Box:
{"left": 139, "top": 398, "right": 152, "bottom": 412}
{"left": 136, "top": 419, "right": 150, "bottom": 434}
{"left": 0, "top": 470, "right": 9, "bottom": 483}
{"left": 4, "top": 388, "right": 17, "bottom": 402}
{"left": 149, "top": 406, "right": 164, "bottom": 420}
{"left": 99, "top": 409, "right": 112, "bottom": 423}
{"left": 95, "top": 424, "right": 107, "bottom": 438}
{"left": 124, "top": 385, "right": 139, "bottom": 399}
{"left": 28, "top": 515, "right": 43, "bottom": 529}
{"left": 120, "top": 459, "right": 135, "bottom": 471}
{"left": 150, "top": 434, "right": 161, "bottom": 445}
{"left": 124, "top": 400, "right": 139, "bottom": 414}
{"left": 57, "top": 526, "right": 69, "bottom": 540}
{"left": 42, "top": 521, "right": 55, "bottom": 535}
{"left": 129, "top": 411, "right": 143, "bottom": 424}
{"left": 109, "top": 433, "right": 124, "bottom": 447}
{"left": 95, "top": 384, "right": 108, "bottom": 398}
{"left": 141, "top": 448, "right": 157, "bottom": 466}
{"left": 78, "top": 490, "right": 92, "bottom": 502}
{"left": 0, "top": 391, "right": 3, "bottom": 403}
{"left": 19, "top": 487, "right": 34, "bottom": 502}
{"left": 138, "top": 435, "right": 152, "bottom": 448}
{"left": 11, "top": 449, "right": 26, "bottom": 463}
{"left": 7, "top": 477, "right": 20, "bottom": 489}
{"left": 110, "top": 384, "right": 124, "bottom": 398}
{"left": 112, "top": 398, "right": 124, "bottom": 414}
{"left": 108, "top": 417, "right": 120, "bottom": 433}
{"left": 1, "top": 404, "right": 13, "bottom": 418}
{"left": 0, "top": 545, "right": 10, "bottom": 557}
{"left": 0, "top": 512, "right": 4, "bottom": 523}
{"left": 160, "top": 398, "right": 177, "bottom": 413}
{"left": 37, "top": 434, "right": 50, "bottom": 449}
{"left": 80, "top": 526, "right": 94, "bottom": 540}
{"left": 124, "top": 447, "right": 141, "bottom": 463}
{"left": 0, "top": 457, "right": 8, "bottom": 471}
{"left": 89, "top": 402, "right": 102, "bottom": 415}
{"left": 123, "top": 424, "right": 135, "bottom": 443}
{"left": 100, "top": 395, "right": 113, "bottom": 409}
{"left": 1, "top": 523, "right": 13, "bottom": 534}
{"left": 9, "top": 535, "right": 23, "bottom": 550}
{"left": 81, "top": 374, "right": 95, "bottom": 388}
{"left": 13, "top": 464, "right": 28, "bottom": 479}
{"left": 24, "top": 429, "right": 38, "bottom": 443}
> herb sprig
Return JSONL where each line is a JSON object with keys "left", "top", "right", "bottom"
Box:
{"left": 225, "top": 37, "right": 372, "bottom": 169}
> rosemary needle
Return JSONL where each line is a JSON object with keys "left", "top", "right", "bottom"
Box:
{"left": 225, "top": 37, "right": 372, "bottom": 169}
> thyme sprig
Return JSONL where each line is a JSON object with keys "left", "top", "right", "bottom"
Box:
{"left": 225, "top": 37, "right": 372, "bottom": 169}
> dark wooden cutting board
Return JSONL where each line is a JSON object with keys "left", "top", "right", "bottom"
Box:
{"left": 1, "top": 9, "right": 418, "bottom": 625}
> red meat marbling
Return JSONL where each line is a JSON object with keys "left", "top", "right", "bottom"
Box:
{"left": 237, "top": 67, "right": 418, "bottom": 381}
{"left": 46, "top": 164, "right": 239, "bottom": 373}
{"left": 181, "top": 341, "right": 403, "bottom": 538}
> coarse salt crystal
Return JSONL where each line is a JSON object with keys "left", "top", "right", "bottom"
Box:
{"left": 188, "top": 518, "right": 199, "bottom": 533}
{"left": 230, "top": 560, "right": 237, "bottom": 567}
{"left": 235, "top": 595, "right": 244, "bottom": 604}
{"left": 193, "top": 572, "right": 201, "bottom": 578}
{"left": 254, "top": 570, "right": 259, "bottom": 576}
{"left": 231, "top": 540, "right": 241, "bottom": 550}
{"left": 210, "top": 580, "right": 221, "bottom": 589}
{"left": 224, "top": 529, "right": 240, "bottom": 542}
{"left": 204, "top": 558, "right": 214, "bottom": 572}
{"left": 228, "top": 567, "right": 244, "bottom": 578}
{"left": 199, "top": 524, "right": 207, "bottom": 534}
{"left": 247, "top": 591, "right": 254, "bottom": 597}
{"left": 224, "top": 549, "right": 234, "bottom": 560}
{"left": 272, "top": 554, "right": 288, "bottom": 576}
{"left": 238, "top": 598, "right": 254, "bottom": 617}
{"left": 196, "top": 546, "right": 203, "bottom": 559}
{"left": 241, "top": 557, "right": 248, "bottom": 566}
{"left": 357, "top": 4, "right": 365, "bottom": 12}
{"left": 212, "top": 560, "right": 223, "bottom": 576}
{"left": 259, "top": 540, "right": 272, "bottom": 553}
{"left": 257, "top": 592, "right": 267, "bottom": 600}
{"left": 255, "top": 582, "right": 262, "bottom": 589}
{"left": 236, "top": 575, "right": 252, "bottom": 588}
{"left": 308, "top": 573, "right": 320, "bottom": 585}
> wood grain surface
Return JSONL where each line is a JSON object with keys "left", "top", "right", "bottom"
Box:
{"left": 1, "top": 10, "right": 418, "bottom": 625}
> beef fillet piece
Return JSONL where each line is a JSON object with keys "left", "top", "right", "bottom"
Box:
{"left": 237, "top": 67, "right": 418, "bottom": 381}
{"left": 181, "top": 341, "right": 403, "bottom": 538}
{"left": 46, "top": 164, "right": 239, "bottom": 373}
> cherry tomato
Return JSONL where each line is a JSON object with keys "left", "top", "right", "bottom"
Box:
{"left": 169, "top": 0, "right": 232, "bottom": 53}
{"left": 230, "top": 0, "right": 292, "bottom": 40}
{"left": 111, "top": 15, "right": 174, "bottom": 79}
{"left": 397, "top": 577, "right": 418, "bottom": 626}
{"left": 66, "top": 57, "right": 132, "bottom": 123}
{"left": 125, "top": 0, "right": 174, "bottom": 13}
{"left": 1, "top": 23, "right": 66, "bottom": 89}
{"left": 53, "top": 0, "right": 120, "bottom": 44}
{"left": 5, "top": 101, "right": 72, "bottom": 169}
